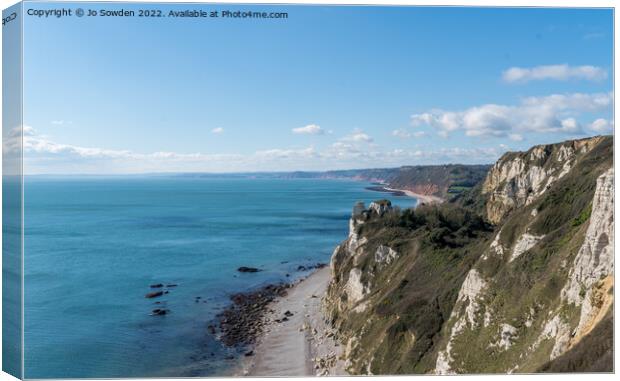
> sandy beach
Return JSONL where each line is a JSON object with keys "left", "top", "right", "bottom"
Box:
{"left": 228, "top": 184, "right": 441, "bottom": 377}
{"left": 238, "top": 267, "right": 346, "bottom": 376}
{"left": 384, "top": 187, "right": 444, "bottom": 205}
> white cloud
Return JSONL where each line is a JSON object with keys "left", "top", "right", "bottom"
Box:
{"left": 392, "top": 129, "right": 411, "bottom": 138}
{"left": 327, "top": 141, "right": 364, "bottom": 158}
{"left": 588, "top": 118, "right": 614, "bottom": 133}
{"left": 559, "top": 118, "right": 580, "bottom": 133}
{"left": 10, "top": 127, "right": 237, "bottom": 163}
{"left": 292, "top": 124, "right": 324, "bottom": 135}
{"left": 411, "top": 92, "right": 613, "bottom": 139}
{"left": 341, "top": 130, "right": 373, "bottom": 143}
{"left": 392, "top": 129, "right": 425, "bottom": 139}
{"left": 211, "top": 127, "right": 224, "bottom": 134}
{"left": 520, "top": 92, "right": 612, "bottom": 111}
{"left": 14, "top": 128, "right": 383, "bottom": 173}
{"left": 255, "top": 146, "right": 316, "bottom": 159}
{"left": 322, "top": 141, "right": 504, "bottom": 165}
{"left": 396, "top": 146, "right": 508, "bottom": 163}
{"left": 502, "top": 64, "right": 607, "bottom": 83}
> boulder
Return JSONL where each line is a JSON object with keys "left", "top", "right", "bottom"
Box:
{"left": 151, "top": 308, "right": 169, "bottom": 316}
{"left": 237, "top": 266, "right": 262, "bottom": 273}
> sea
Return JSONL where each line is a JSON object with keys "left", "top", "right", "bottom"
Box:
{"left": 23, "top": 176, "right": 417, "bottom": 378}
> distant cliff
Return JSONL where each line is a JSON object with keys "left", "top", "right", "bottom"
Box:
{"left": 285, "top": 164, "right": 490, "bottom": 199}
{"left": 323, "top": 136, "right": 613, "bottom": 374}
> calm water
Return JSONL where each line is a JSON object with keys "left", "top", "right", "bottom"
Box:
{"left": 24, "top": 177, "right": 416, "bottom": 378}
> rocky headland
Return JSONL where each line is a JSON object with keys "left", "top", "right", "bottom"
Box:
{"left": 324, "top": 135, "right": 613, "bottom": 374}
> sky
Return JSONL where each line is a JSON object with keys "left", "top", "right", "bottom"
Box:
{"left": 16, "top": 3, "right": 614, "bottom": 174}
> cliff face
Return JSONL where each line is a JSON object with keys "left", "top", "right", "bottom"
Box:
{"left": 324, "top": 136, "right": 613, "bottom": 374}
{"left": 482, "top": 136, "right": 606, "bottom": 224}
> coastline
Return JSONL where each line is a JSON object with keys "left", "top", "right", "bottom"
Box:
{"left": 236, "top": 267, "right": 346, "bottom": 376}
{"left": 230, "top": 183, "right": 440, "bottom": 376}
{"left": 218, "top": 181, "right": 442, "bottom": 376}
{"left": 216, "top": 180, "right": 432, "bottom": 377}
{"left": 383, "top": 186, "right": 444, "bottom": 205}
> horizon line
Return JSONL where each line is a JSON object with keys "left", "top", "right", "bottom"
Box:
{"left": 21, "top": 162, "right": 495, "bottom": 177}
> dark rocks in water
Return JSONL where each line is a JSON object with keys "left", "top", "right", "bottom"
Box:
{"left": 245, "top": 351, "right": 254, "bottom": 357}
{"left": 145, "top": 291, "right": 164, "bottom": 299}
{"left": 216, "top": 283, "right": 289, "bottom": 347}
{"left": 281, "top": 317, "right": 289, "bottom": 322}
{"left": 296, "top": 262, "right": 328, "bottom": 272}
{"left": 151, "top": 308, "right": 169, "bottom": 316}
{"left": 237, "top": 266, "right": 262, "bottom": 273}
{"left": 164, "top": 291, "right": 169, "bottom": 294}
{"left": 150, "top": 283, "right": 164, "bottom": 288}
{"left": 166, "top": 284, "right": 178, "bottom": 287}
{"left": 284, "top": 310, "right": 294, "bottom": 317}
{"left": 208, "top": 324, "right": 216, "bottom": 335}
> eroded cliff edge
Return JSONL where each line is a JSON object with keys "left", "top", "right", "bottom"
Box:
{"left": 323, "top": 135, "right": 613, "bottom": 374}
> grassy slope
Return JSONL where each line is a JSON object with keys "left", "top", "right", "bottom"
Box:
{"left": 440, "top": 136, "right": 613, "bottom": 373}
{"left": 327, "top": 204, "right": 493, "bottom": 374}
{"left": 326, "top": 136, "right": 613, "bottom": 374}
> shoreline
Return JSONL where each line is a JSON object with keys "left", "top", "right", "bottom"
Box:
{"left": 219, "top": 181, "right": 440, "bottom": 376}
{"left": 236, "top": 267, "right": 346, "bottom": 376}
{"left": 380, "top": 186, "right": 443, "bottom": 205}
{"left": 387, "top": 187, "right": 443, "bottom": 205}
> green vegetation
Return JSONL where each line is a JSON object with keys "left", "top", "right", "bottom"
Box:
{"left": 327, "top": 203, "right": 493, "bottom": 374}
{"left": 572, "top": 204, "right": 592, "bottom": 226}
{"left": 324, "top": 136, "right": 613, "bottom": 375}
{"left": 447, "top": 185, "right": 473, "bottom": 194}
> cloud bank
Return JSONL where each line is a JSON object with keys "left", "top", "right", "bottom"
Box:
{"left": 12, "top": 126, "right": 507, "bottom": 174}
{"left": 292, "top": 124, "right": 325, "bottom": 135}
{"left": 588, "top": 118, "right": 614, "bottom": 132}
{"left": 410, "top": 92, "right": 613, "bottom": 139}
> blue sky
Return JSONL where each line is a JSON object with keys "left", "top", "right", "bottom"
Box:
{"left": 19, "top": 3, "right": 613, "bottom": 174}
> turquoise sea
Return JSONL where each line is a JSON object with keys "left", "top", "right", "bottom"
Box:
{"left": 23, "top": 177, "right": 416, "bottom": 378}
